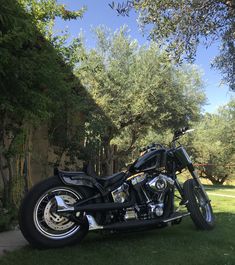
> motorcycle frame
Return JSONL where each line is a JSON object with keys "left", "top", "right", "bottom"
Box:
{"left": 55, "top": 130, "right": 209, "bottom": 225}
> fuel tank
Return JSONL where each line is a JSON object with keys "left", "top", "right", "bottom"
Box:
{"left": 129, "top": 149, "right": 166, "bottom": 173}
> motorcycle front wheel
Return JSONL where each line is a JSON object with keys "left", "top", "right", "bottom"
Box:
{"left": 19, "top": 176, "right": 89, "bottom": 248}
{"left": 183, "top": 179, "right": 215, "bottom": 230}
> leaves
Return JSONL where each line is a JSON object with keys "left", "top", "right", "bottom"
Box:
{"left": 111, "top": 0, "right": 235, "bottom": 90}
{"left": 74, "top": 26, "right": 206, "bottom": 164}
{"left": 188, "top": 99, "right": 235, "bottom": 184}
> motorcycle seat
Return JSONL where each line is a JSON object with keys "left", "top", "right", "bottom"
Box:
{"left": 57, "top": 168, "right": 126, "bottom": 189}
{"left": 95, "top": 172, "right": 126, "bottom": 188}
{"left": 57, "top": 169, "right": 87, "bottom": 178}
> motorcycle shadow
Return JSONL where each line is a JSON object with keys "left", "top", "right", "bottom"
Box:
{"left": 78, "top": 221, "right": 190, "bottom": 247}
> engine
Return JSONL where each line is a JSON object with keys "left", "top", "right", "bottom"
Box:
{"left": 146, "top": 174, "right": 175, "bottom": 200}
{"left": 111, "top": 183, "right": 129, "bottom": 203}
{"left": 145, "top": 174, "right": 174, "bottom": 217}
{"left": 111, "top": 173, "right": 174, "bottom": 221}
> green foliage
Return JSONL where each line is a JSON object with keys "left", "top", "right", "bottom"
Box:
{"left": 74, "top": 26, "right": 206, "bottom": 165}
{"left": 188, "top": 99, "right": 235, "bottom": 184}
{"left": 0, "top": 0, "right": 82, "bottom": 125}
{"left": 0, "top": 0, "right": 94, "bottom": 208}
{"left": 1, "top": 187, "right": 235, "bottom": 264}
{"left": 0, "top": 0, "right": 87, "bottom": 124}
{"left": 112, "top": 0, "right": 235, "bottom": 91}
{"left": 0, "top": 208, "right": 18, "bottom": 232}
{"left": 17, "top": 0, "right": 86, "bottom": 38}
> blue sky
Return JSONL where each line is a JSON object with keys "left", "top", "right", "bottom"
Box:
{"left": 56, "top": 0, "right": 234, "bottom": 113}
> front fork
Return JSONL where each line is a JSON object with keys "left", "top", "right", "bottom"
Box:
{"left": 173, "top": 163, "right": 210, "bottom": 204}
{"left": 190, "top": 169, "right": 210, "bottom": 203}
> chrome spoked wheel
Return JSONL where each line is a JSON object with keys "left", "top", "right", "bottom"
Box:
{"left": 183, "top": 179, "right": 215, "bottom": 230}
{"left": 33, "top": 188, "right": 82, "bottom": 239}
{"left": 194, "top": 187, "right": 213, "bottom": 223}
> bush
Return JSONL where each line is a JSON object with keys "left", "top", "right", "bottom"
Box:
{"left": 0, "top": 208, "right": 18, "bottom": 232}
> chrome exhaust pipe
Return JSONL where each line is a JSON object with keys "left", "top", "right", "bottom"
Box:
{"left": 86, "top": 215, "right": 103, "bottom": 230}
{"left": 54, "top": 196, "right": 103, "bottom": 230}
{"left": 54, "top": 196, "right": 75, "bottom": 212}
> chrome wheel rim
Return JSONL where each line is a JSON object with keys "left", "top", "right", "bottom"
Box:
{"left": 33, "top": 188, "right": 82, "bottom": 239}
{"left": 194, "top": 188, "right": 212, "bottom": 223}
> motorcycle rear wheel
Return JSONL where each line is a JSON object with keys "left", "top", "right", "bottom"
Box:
{"left": 19, "top": 176, "right": 89, "bottom": 248}
{"left": 183, "top": 179, "right": 215, "bottom": 230}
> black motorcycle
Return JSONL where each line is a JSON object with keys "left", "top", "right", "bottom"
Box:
{"left": 19, "top": 127, "right": 215, "bottom": 248}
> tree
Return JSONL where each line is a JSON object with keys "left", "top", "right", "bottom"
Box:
{"left": 17, "top": 0, "right": 86, "bottom": 39}
{"left": 0, "top": 0, "right": 91, "bottom": 207}
{"left": 74, "top": 26, "right": 206, "bottom": 174}
{"left": 188, "top": 99, "right": 235, "bottom": 185}
{"left": 110, "top": 0, "right": 235, "bottom": 91}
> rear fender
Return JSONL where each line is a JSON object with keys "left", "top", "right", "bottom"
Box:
{"left": 55, "top": 169, "right": 105, "bottom": 195}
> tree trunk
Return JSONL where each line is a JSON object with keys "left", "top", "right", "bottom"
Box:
{"left": 0, "top": 153, "right": 9, "bottom": 207}
{"left": 200, "top": 168, "right": 230, "bottom": 185}
{"left": 0, "top": 111, "right": 8, "bottom": 207}
{"left": 215, "top": 174, "right": 229, "bottom": 185}
{"left": 6, "top": 156, "right": 14, "bottom": 206}
{"left": 113, "top": 144, "right": 118, "bottom": 173}
{"left": 102, "top": 139, "right": 114, "bottom": 176}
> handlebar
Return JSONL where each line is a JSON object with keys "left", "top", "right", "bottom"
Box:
{"left": 174, "top": 127, "right": 188, "bottom": 137}
{"left": 173, "top": 127, "right": 195, "bottom": 141}
{"left": 139, "top": 127, "right": 194, "bottom": 153}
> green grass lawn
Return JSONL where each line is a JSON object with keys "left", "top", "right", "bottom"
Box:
{"left": 1, "top": 186, "right": 235, "bottom": 265}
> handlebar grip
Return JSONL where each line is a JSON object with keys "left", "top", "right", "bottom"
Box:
{"left": 182, "top": 126, "right": 189, "bottom": 132}
{"left": 174, "top": 127, "right": 189, "bottom": 137}
{"left": 139, "top": 147, "right": 147, "bottom": 152}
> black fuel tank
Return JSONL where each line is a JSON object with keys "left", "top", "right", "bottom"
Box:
{"left": 129, "top": 149, "right": 166, "bottom": 173}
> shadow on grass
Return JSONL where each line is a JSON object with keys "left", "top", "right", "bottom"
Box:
{"left": 1, "top": 212, "right": 235, "bottom": 265}
{"left": 204, "top": 184, "right": 235, "bottom": 191}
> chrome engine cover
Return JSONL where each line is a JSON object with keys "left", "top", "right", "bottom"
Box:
{"left": 148, "top": 202, "right": 164, "bottom": 217}
{"left": 111, "top": 183, "right": 129, "bottom": 203}
{"left": 124, "top": 207, "right": 137, "bottom": 220}
{"left": 131, "top": 173, "right": 146, "bottom": 185}
{"left": 147, "top": 174, "right": 174, "bottom": 192}
{"left": 145, "top": 174, "right": 175, "bottom": 217}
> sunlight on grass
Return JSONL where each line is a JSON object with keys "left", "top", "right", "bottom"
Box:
{"left": 1, "top": 186, "right": 235, "bottom": 265}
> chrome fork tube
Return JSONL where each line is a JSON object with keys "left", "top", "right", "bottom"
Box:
{"left": 190, "top": 170, "right": 210, "bottom": 202}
